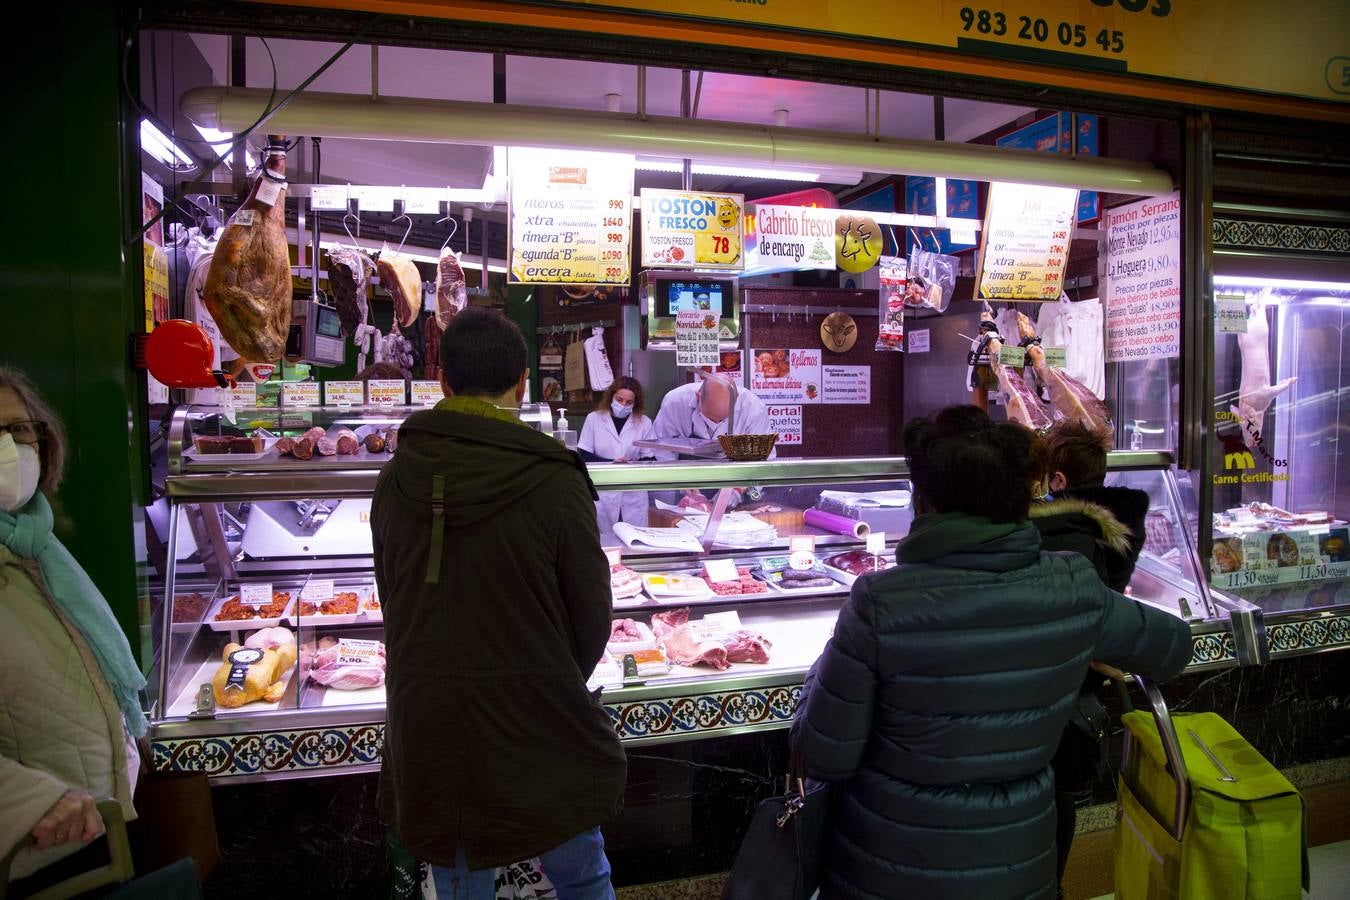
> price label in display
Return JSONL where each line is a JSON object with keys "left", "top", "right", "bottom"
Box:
{"left": 948, "top": 218, "right": 979, "bottom": 246}
{"left": 996, "top": 345, "right": 1026, "bottom": 367}
{"left": 976, "top": 182, "right": 1078, "bottom": 301}
{"left": 789, "top": 535, "right": 817, "bottom": 571}
{"left": 282, "top": 382, "right": 321, "bottom": 407}
{"left": 323, "top": 380, "right": 364, "bottom": 407}
{"left": 301, "top": 579, "right": 334, "bottom": 601}
{"left": 368, "top": 380, "right": 406, "bottom": 405}
{"left": 1042, "top": 347, "right": 1067, "bottom": 368}
{"left": 1215, "top": 296, "right": 1249, "bottom": 334}
{"left": 309, "top": 185, "right": 349, "bottom": 211}
{"left": 240, "top": 583, "right": 273, "bottom": 607}
{"left": 411, "top": 381, "right": 442, "bottom": 406}
{"left": 1242, "top": 534, "right": 1272, "bottom": 571}
{"left": 704, "top": 558, "right": 741, "bottom": 584}
{"left": 224, "top": 383, "right": 258, "bottom": 408}
{"left": 866, "top": 532, "right": 887, "bottom": 555}
{"left": 403, "top": 189, "right": 442, "bottom": 215}
{"left": 255, "top": 177, "right": 285, "bottom": 208}
{"left": 703, "top": 611, "right": 742, "bottom": 632}
{"left": 337, "top": 638, "right": 383, "bottom": 667}
{"left": 354, "top": 185, "right": 396, "bottom": 212}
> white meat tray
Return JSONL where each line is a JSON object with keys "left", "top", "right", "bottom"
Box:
{"left": 205, "top": 593, "right": 296, "bottom": 632}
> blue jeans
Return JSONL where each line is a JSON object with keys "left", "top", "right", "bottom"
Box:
{"left": 430, "top": 828, "right": 615, "bottom": 900}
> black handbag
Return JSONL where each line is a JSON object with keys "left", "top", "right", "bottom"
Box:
{"left": 722, "top": 756, "right": 831, "bottom": 900}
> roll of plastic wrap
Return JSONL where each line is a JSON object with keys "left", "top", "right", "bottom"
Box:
{"left": 804, "top": 508, "right": 870, "bottom": 539}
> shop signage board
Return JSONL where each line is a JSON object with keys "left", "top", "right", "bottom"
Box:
{"left": 766, "top": 405, "right": 803, "bottom": 446}
{"left": 1104, "top": 191, "right": 1182, "bottom": 362}
{"left": 640, "top": 189, "right": 744, "bottom": 270}
{"left": 822, "top": 365, "right": 871, "bottom": 404}
{"left": 750, "top": 349, "right": 821, "bottom": 404}
{"left": 976, "top": 183, "right": 1078, "bottom": 301}
{"left": 1212, "top": 526, "right": 1350, "bottom": 591}
{"left": 531, "top": 0, "right": 1349, "bottom": 104}
{"left": 746, "top": 204, "right": 838, "bottom": 270}
{"left": 508, "top": 147, "right": 635, "bottom": 285}
{"left": 675, "top": 310, "right": 720, "bottom": 368}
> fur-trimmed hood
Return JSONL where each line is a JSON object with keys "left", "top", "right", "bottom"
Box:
{"left": 1029, "top": 495, "right": 1133, "bottom": 554}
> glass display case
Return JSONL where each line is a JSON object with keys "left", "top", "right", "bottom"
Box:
{"left": 1208, "top": 272, "right": 1350, "bottom": 638}
{"left": 146, "top": 406, "right": 1236, "bottom": 781}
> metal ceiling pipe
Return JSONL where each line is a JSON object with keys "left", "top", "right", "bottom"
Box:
{"left": 183, "top": 86, "right": 1175, "bottom": 195}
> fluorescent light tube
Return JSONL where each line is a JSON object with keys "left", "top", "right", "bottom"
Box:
{"left": 140, "top": 119, "right": 193, "bottom": 168}
{"left": 1215, "top": 275, "right": 1350, "bottom": 292}
{"left": 635, "top": 160, "right": 825, "bottom": 183}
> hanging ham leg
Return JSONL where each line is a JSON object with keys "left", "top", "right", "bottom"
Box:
{"left": 434, "top": 247, "right": 468, "bottom": 328}
{"left": 979, "top": 309, "right": 1053, "bottom": 430}
{"left": 1018, "top": 313, "right": 1114, "bottom": 440}
{"left": 1230, "top": 291, "right": 1296, "bottom": 449}
{"left": 203, "top": 135, "right": 292, "bottom": 362}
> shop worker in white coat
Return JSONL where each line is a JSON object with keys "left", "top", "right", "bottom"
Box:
{"left": 652, "top": 374, "right": 775, "bottom": 510}
{"left": 578, "top": 376, "right": 657, "bottom": 544}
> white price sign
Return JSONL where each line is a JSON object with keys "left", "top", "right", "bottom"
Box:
{"left": 309, "top": 185, "right": 349, "bottom": 211}
{"left": 1215, "top": 296, "right": 1249, "bottom": 334}
{"left": 368, "top": 380, "right": 406, "bottom": 405}
{"left": 240, "top": 583, "right": 273, "bottom": 606}
{"left": 703, "top": 559, "right": 741, "bottom": 584}
{"left": 403, "top": 189, "right": 443, "bottom": 215}
{"left": 354, "top": 186, "right": 396, "bottom": 212}
{"left": 301, "top": 579, "right": 335, "bottom": 601}
{"left": 411, "top": 381, "right": 442, "bottom": 406}
{"left": 323, "top": 381, "right": 365, "bottom": 406}
{"left": 766, "top": 405, "right": 802, "bottom": 446}
{"left": 866, "top": 532, "right": 887, "bottom": 555}
{"left": 282, "top": 382, "right": 321, "bottom": 407}
{"left": 976, "top": 182, "right": 1078, "bottom": 301}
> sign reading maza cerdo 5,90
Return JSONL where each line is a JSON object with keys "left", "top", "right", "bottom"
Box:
{"left": 641, "top": 190, "right": 744, "bottom": 270}
{"left": 538, "top": 0, "right": 1349, "bottom": 104}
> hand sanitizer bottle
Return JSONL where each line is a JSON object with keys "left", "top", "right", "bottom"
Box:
{"left": 553, "top": 408, "right": 577, "bottom": 450}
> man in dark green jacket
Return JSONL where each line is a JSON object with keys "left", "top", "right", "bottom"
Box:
{"left": 372, "top": 310, "right": 624, "bottom": 899}
{"left": 794, "top": 406, "right": 1191, "bottom": 900}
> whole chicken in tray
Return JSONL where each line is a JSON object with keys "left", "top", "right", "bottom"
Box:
{"left": 203, "top": 135, "right": 293, "bottom": 362}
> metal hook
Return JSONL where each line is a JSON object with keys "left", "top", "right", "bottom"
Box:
{"left": 393, "top": 214, "right": 413, "bottom": 254}
{"left": 436, "top": 214, "right": 459, "bottom": 252}
{"left": 343, "top": 212, "right": 361, "bottom": 247}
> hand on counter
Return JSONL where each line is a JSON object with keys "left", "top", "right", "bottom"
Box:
{"left": 31, "top": 789, "right": 103, "bottom": 851}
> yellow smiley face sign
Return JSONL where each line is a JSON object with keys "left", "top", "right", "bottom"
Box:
{"left": 717, "top": 198, "right": 739, "bottom": 230}
{"left": 835, "top": 214, "right": 883, "bottom": 273}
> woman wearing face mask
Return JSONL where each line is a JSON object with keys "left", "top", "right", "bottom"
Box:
{"left": 578, "top": 376, "right": 656, "bottom": 544}
{"left": 1, "top": 368, "right": 146, "bottom": 891}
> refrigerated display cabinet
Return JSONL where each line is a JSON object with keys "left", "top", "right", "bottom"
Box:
{"left": 146, "top": 406, "right": 1244, "bottom": 781}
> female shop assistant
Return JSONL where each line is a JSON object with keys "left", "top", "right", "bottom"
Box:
{"left": 579, "top": 376, "right": 655, "bottom": 543}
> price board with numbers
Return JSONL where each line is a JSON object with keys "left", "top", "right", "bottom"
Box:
{"left": 640, "top": 190, "right": 744, "bottom": 270}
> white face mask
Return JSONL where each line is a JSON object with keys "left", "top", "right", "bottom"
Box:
{"left": 0, "top": 433, "right": 41, "bottom": 514}
{"left": 610, "top": 400, "right": 632, "bottom": 419}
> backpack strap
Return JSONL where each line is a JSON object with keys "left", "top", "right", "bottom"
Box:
{"left": 426, "top": 474, "right": 446, "bottom": 584}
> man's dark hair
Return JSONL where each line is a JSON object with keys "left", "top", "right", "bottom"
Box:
{"left": 902, "top": 405, "right": 1040, "bottom": 523}
{"left": 439, "top": 309, "right": 528, "bottom": 396}
{"left": 1045, "top": 421, "right": 1112, "bottom": 487}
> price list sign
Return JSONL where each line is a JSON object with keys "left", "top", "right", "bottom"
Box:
{"left": 976, "top": 182, "right": 1078, "bottom": 301}
{"left": 508, "top": 147, "right": 635, "bottom": 285}
{"left": 1104, "top": 192, "right": 1182, "bottom": 362}
{"left": 675, "top": 310, "right": 720, "bottom": 368}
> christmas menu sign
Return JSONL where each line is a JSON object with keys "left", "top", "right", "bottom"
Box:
{"left": 508, "top": 147, "right": 635, "bottom": 285}
{"left": 976, "top": 182, "right": 1078, "bottom": 301}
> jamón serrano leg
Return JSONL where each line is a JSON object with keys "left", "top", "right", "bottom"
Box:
{"left": 1015, "top": 313, "right": 1113, "bottom": 439}
{"left": 976, "top": 308, "right": 1053, "bottom": 430}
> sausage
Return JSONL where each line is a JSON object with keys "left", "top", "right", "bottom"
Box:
{"left": 292, "top": 437, "right": 315, "bottom": 460}
{"left": 335, "top": 429, "right": 360, "bottom": 455}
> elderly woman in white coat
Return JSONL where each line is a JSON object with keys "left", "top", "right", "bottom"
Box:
{"left": 1, "top": 368, "right": 145, "bottom": 890}
{"left": 578, "top": 376, "right": 656, "bottom": 545}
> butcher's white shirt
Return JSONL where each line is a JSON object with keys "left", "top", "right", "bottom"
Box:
{"left": 579, "top": 411, "right": 655, "bottom": 544}
{"left": 651, "top": 382, "right": 776, "bottom": 461}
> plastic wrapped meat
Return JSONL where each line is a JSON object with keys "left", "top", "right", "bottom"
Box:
{"left": 328, "top": 247, "right": 372, "bottom": 337}
{"left": 376, "top": 252, "right": 422, "bottom": 330}
{"left": 1016, "top": 313, "right": 1112, "bottom": 439}
{"left": 434, "top": 247, "right": 468, "bottom": 328}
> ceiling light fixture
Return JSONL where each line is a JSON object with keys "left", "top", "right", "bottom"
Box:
{"left": 140, "top": 119, "right": 193, "bottom": 168}
{"left": 635, "top": 160, "right": 833, "bottom": 183}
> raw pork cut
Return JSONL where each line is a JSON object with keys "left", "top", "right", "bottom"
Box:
{"left": 609, "top": 619, "right": 643, "bottom": 642}
{"left": 650, "top": 608, "right": 729, "bottom": 671}
{"left": 328, "top": 247, "right": 372, "bottom": 337}
{"left": 376, "top": 252, "right": 422, "bottom": 329}
{"left": 203, "top": 135, "right": 292, "bottom": 362}
{"left": 308, "top": 637, "right": 386, "bottom": 690}
{"left": 722, "top": 630, "right": 772, "bottom": 665}
{"left": 434, "top": 247, "right": 468, "bottom": 328}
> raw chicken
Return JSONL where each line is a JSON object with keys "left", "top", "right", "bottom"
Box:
{"left": 244, "top": 627, "right": 295, "bottom": 651}
{"left": 202, "top": 135, "right": 292, "bottom": 362}
{"left": 212, "top": 639, "right": 297, "bottom": 708}
{"left": 1230, "top": 291, "right": 1296, "bottom": 450}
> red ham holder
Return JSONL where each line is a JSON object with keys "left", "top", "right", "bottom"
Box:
{"left": 134, "top": 320, "right": 236, "bottom": 389}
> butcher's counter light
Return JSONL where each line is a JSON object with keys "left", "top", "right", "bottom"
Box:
{"left": 146, "top": 418, "right": 1291, "bottom": 783}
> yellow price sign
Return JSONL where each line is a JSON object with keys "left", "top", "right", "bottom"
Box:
{"left": 641, "top": 189, "right": 745, "bottom": 270}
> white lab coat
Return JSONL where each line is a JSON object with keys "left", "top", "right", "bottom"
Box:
{"left": 579, "top": 410, "right": 656, "bottom": 544}
{"left": 651, "top": 382, "right": 777, "bottom": 461}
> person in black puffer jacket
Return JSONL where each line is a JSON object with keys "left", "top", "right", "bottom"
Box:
{"left": 1029, "top": 422, "right": 1153, "bottom": 894}
{"left": 793, "top": 406, "right": 1190, "bottom": 900}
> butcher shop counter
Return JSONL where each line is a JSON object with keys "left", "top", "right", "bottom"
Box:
{"left": 144, "top": 451, "right": 1252, "bottom": 782}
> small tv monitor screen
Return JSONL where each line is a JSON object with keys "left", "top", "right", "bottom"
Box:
{"left": 315, "top": 305, "right": 343, "bottom": 339}
{"left": 663, "top": 280, "right": 726, "bottom": 318}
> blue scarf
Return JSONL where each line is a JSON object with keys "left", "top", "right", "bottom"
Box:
{"left": 1, "top": 493, "right": 148, "bottom": 737}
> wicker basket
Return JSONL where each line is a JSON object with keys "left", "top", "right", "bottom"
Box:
{"left": 718, "top": 433, "right": 779, "bottom": 462}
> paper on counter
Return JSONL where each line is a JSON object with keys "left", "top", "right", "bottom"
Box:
{"left": 819, "top": 490, "right": 912, "bottom": 508}
{"left": 612, "top": 523, "right": 706, "bottom": 553}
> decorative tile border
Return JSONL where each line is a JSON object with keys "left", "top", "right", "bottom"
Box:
{"left": 606, "top": 685, "right": 801, "bottom": 740}
{"left": 1267, "top": 613, "right": 1350, "bottom": 657}
{"left": 1213, "top": 217, "right": 1350, "bottom": 255}
{"left": 1190, "top": 631, "right": 1237, "bottom": 666}
{"left": 153, "top": 725, "right": 384, "bottom": 776}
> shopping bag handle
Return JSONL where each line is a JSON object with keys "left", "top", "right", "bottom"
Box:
{"left": 1123, "top": 675, "right": 1190, "bottom": 840}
